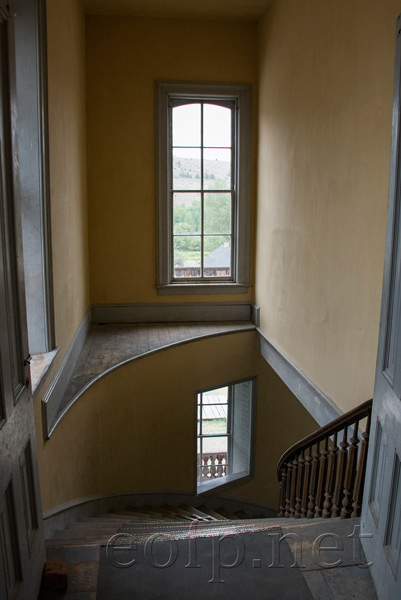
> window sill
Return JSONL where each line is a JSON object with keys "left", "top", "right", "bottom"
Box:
{"left": 30, "top": 347, "right": 60, "bottom": 398}
{"left": 157, "top": 283, "right": 249, "bottom": 295}
{"left": 197, "top": 472, "right": 253, "bottom": 495}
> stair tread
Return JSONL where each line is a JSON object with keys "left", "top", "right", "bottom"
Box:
{"left": 212, "top": 507, "right": 241, "bottom": 520}
{"left": 179, "top": 504, "right": 216, "bottom": 520}
{"left": 197, "top": 505, "right": 228, "bottom": 520}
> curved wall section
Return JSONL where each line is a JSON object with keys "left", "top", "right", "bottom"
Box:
{"left": 34, "top": 332, "right": 317, "bottom": 512}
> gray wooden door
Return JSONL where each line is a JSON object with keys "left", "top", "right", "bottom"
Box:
{"left": 361, "top": 15, "right": 401, "bottom": 600}
{"left": 0, "top": 2, "right": 45, "bottom": 599}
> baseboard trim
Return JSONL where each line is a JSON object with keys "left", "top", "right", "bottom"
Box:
{"left": 257, "top": 329, "right": 342, "bottom": 426}
{"left": 91, "top": 302, "right": 253, "bottom": 324}
{"left": 41, "top": 309, "right": 91, "bottom": 439}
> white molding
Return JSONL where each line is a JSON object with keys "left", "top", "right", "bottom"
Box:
{"left": 92, "top": 302, "right": 253, "bottom": 323}
{"left": 257, "top": 329, "right": 341, "bottom": 426}
{"left": 41, "top": 309, "right": 91, "bottom": 439}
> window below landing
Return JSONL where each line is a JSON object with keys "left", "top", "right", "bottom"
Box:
{"left": 196, "top": 377, "right": 256, "bottom": 494}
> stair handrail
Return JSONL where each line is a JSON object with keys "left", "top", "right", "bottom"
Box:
{"left": 277, "top": 399, "right": 373, "bottom": 482}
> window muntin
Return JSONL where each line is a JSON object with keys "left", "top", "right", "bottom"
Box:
{"left": 157, "top": 83, "right": 251, "bottom": 294}
{"left": 196, "top": 378, "right": 255, "bottom": 493}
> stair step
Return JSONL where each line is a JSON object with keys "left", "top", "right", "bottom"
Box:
{"left": 179, "top": 504, "right": 216, "bottom": 521}
{"left": 212, "top": 507, "right": 241, "bottom": 520}
{"left": 107, "top": 509, "right": 164, "bottom": 520}
{"left": 140, "top": 505, "right": 187, "bottom": 521}
{"left": 234, "top": 510, "right": 251, "bottom": 519}
{"left": 67, "top": 522, "right": 121, "bottom": 530}
{"left": 161, "top": 504, "right": 200, "bottom": 521}
{"left": 197, "top": 505, "right": 228, "bottom": 520}
{"left": 45, "top": 536, "right": 109, "bottom": 546}
{"left": 54, "top": 528, "right": 116, "bottom": 539}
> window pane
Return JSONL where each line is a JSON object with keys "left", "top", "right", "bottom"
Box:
{"left": 173, "top": 236, "right": 201, "bottom": 278}
{"left": 173, "top": 193, "right": 201, "bottom": 235}
{"left": 202, "top": 387, "right": 228, "bottom": 404}
{"left": 173, "top": 104, "right": 201, "bottom": 147}
{"left": 203, "top": 236, "right": 231, "bottom": 277}
{"left": 202, "top": 436, "right": 228, "bottom": 454}
{"left": 173, "top": 148, "right": 201, "bottom": 190}
{"left": 202, "top": 405, "right": 227, "bottom": 434}
{"left": 203, "top": 104, "right": 231, "bottom": 148}
{"left": 204, "top": 148, "right": 231, "bottom": 190}
{"left": 204, "top": 193, "right": 231, "bottom": 234}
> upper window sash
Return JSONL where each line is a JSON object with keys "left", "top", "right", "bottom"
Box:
{"left": 157, "top": 82, "right": 251, "bottom": 295}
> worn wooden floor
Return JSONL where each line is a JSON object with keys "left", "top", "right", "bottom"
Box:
{"left": 56, "top": 321, "right": 255, "bottom": 420}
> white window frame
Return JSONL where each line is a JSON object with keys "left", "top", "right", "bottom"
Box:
{"left": 196, "top": 377, "right": 256, "bottom": 495}
{"left": 157, "top": 82, "right": 251, "bottom": 295}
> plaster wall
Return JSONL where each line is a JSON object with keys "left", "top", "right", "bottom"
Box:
{"left": 256, "top": 0, "right": 400, "bottom": 412}
{"left": 34, "top": 332, "right": 316, "bottom": 512}
{"left": 86, "top": 15, "right": 257, "bottom": 304}
{"left": 46, "top": 0, "right": 89, "bottom": 361}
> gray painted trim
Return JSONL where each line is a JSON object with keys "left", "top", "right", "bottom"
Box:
{"left": 257, "top": 329, "right": 342, "bottom": 426}
{"left": 41, "top": 309, "right": 91, "bottom": 439}
{"left": 157, "top": 283, "right": 249, "bottom": 295}
{"left": 251, "top": 304, "right": 260, "bottom": 327}
{"left": 92, "top": 302, "right": 252, "bottom": 323}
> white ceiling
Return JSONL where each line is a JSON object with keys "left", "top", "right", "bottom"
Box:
{"left": 82, "top": 0, "right": 273, "bottom": 21}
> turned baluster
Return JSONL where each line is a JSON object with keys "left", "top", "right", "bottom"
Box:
{"left": 295, "top": 451, "right": 305, "bottom": 518}
{"left": 301, "top": 447, "right": 312, "bottom": 518}
{"left": 285, "top": 460, "right": 293, "bottom": 518}
{"left": 341, "top": 421, "right": 360, "bottom": 518}
{"left": 331, "top": 427, "right": 349, "bottom": 517}
{"left": 315, "top": 437, "right": 329, "bottom": 518}
{"left": 323, "top": 432, "right": 338, "bottom": 518}
{"left": 351, "top": 414, "right": 371, "bottom": 517}
{"left": 307, "top": 443, "right": 320, "bottom": 518}
{"left": 289, "top": 455, "right": 299, "bottom": 517}
{"left": 278, "top": 468, "right": 287, "bottom": 517}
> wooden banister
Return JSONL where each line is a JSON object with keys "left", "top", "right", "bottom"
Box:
{"left": 277, "top": 399, "right": 372, "bottom": 519}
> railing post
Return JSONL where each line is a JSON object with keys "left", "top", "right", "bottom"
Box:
{"left": 315, "top": 437, "right": 329, "bottom": 518}
{"left": 331, "top": 428, "right": 349, "bottom": 517}
{"left": 289, "top": 455, "right": 298, "bottom": 518}
{"left": 295, "top": 450, "right": 305, "bottom": 518}
{"left": 301, "top": 447, "right": 312, "bottom": 518}
{"left": 285, "top": 460, "right": 293, "bottom": 518}
{"left": 323, "top": 432, "right": 338, "bottom": 518}
{"left": 307, "top": 443, "right": 320, "bottom": 518}
{"left": 341, "top": 421, "right": 360, "bottom": 518}
{"left": 351, "top": 415, "right": 371, "bottom": 518}
{"left": 278, "top": 468, "right": 287, "bottom": 517}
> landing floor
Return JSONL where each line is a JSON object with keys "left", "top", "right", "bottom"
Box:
{"left": 56, "top": 321, "right": 256, "bottom": 420}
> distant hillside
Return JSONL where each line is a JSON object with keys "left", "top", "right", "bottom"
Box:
{"left": 173, "top": 156, "right": 231, "bottom": 190}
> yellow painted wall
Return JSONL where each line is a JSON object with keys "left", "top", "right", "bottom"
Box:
{"left": 47, "top": 0, "right": 89, "bottom": 360}
{"left": 86, "top": 16, "right": 257, "bottom": 304}
{"left": 256, "top": 0, "right": 400, "bottom": 412}
{"left": 34, "top": 333, "right": 317, "bottom": 511}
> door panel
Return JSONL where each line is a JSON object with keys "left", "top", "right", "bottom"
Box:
{"left": 0, "top": 2, "right": 45, "bottom": 599}
{"left": 362, "top": 15, "right": 401, "bottom": 600}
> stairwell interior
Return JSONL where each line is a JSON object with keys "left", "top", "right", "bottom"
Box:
{"left": 30, "top": 0, "right": 401, "bottom": 598}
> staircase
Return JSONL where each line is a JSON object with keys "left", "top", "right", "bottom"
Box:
{"left": 44, "top": 502, "right": 267, "bottom": 547}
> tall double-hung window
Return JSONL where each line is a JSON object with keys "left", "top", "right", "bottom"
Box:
{"left": 157, "top": 83, "right": 251, "bottom": 294}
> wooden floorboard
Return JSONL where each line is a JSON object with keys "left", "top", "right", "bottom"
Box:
{"left": 55, "top": 321, "right": 256, "bottom": 422}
